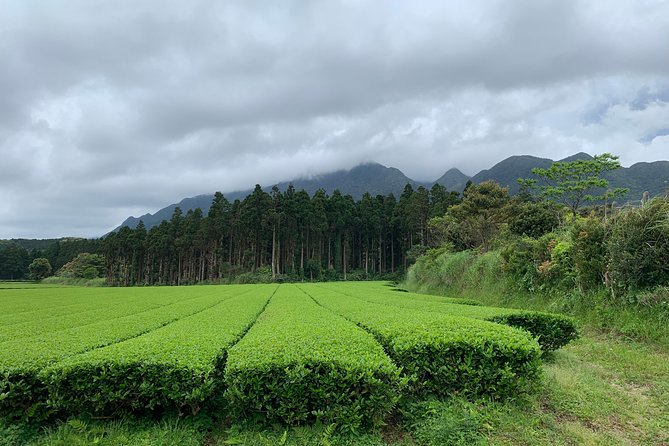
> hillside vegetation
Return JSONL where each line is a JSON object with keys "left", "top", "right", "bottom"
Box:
{"left": 406, "top": 194, "right": 669, "bottom": 347}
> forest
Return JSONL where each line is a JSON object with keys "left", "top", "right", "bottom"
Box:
{"left": 0, "top": 183, "right": 459, "bottom": 284}
{"left": 102, "top": 183, "right": 460, "bottom": 285}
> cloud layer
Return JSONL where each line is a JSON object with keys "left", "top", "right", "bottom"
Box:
{"left": 1, "top": 0, "right": 668, "bottom": 238}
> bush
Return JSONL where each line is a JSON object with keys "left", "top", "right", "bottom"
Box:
{"left": 508, "top": 201, "right": 560, "bottom": 238}
{"left": 307, "top": 284, "right": 542, "bottom": 400}
{"left": 44, "top": 287, "right": 273, "bottom": 416}
{"left": 225, "top": 285, "right": 402, "bottom": 429}
{"left": 489, "top": 313, "right": 579, "bottom": 352}
{"left": 57, "top": 253, "right": 105, "bottom": 279}
{"left": 0, "top": 291, "right": 227, "bottom": 420}
{"left": 607, "top": 198, "right": 669, "bottom": 295}
{"left": 570, "top": 217, "right": 607, "bottom": 291}
{"left": 343, "top": 283, "right": 579, "bottom": 352}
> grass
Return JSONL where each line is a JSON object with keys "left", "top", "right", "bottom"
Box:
{"left": 482, "top": 329, "right": 669, "bottom": 445}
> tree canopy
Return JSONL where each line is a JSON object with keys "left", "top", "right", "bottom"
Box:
{"left": 518, "top": 153, "right": 628, "bottom": 215}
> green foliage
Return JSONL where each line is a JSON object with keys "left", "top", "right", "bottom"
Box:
{"left": 41, "top": 238, "right": 103, "bottom": 273}
{"left": 41, "top": 276, "right": 106, "bottom": 287}
{"left": 25, "top": 418, "right": 204, "bottom": 446}
{"left": 45, "top": 286, "right": 274, "bottom": 416}
{"left": 519, "top": 153, "right": 628, "bottom": 215}
{"left": 403, "top": 399, "right": 485, "bottom": 446}
{"left": 0, "top": 288, "right": 234, "bottom": 421}
{"left": 306, "top": 284, "right": 542, "bottom": 400}
{"left": 0, "top": 243, "right": 31, "bottom": 280}
{"left": 570, "top": 217, "right": 607, "bottom": 291}
{"left": 499, "top": 231, "right": 577, "bottom": 293}
{"left": 430, "top": 181, "right": 510, "bottom": 251}
{"left": 607, "top": 197, "right": 669, "bottom": 296}
{"left": 337, "top": 282, "right": 578, "bottom": 352}
{"left": 508, "top": 200, "right": 560, "bottom": 238}
{"left": 490, "top": 313, "right": 579, "bottom": 353}
{"left": 104, "top": 182, "right": 458, "bottom": 286}
{"left": 405, "top": 246, "right": 669, "bottom": 348}
{"left": 28, "top": 258, "right": 52, "bottom": 281}
{"left": 225, "top": 285, "right": 402, "bottom": 430}
{"left": 56, "top": 253, "right": 104, "bottom": 279}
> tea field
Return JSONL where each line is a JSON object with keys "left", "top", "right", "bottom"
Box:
{"left": 0, "top": 282, "right": 588, "bottom": 443}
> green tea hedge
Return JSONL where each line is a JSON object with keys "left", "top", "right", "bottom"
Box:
{"left": 304, "top": 284, "right": 542, "bottom": 399}
{"left": 44, "top": 285, "right": 274, "bottom": 416}
{"left": 338, "top": 282, "right": 482, "bottom": 306}
{"left": 349, "top": 290, "right": 578, "bottom": 352}
{"left": 0, "top": 290, "right": 227, "bottom": 421}
{"left": 224, "top": 284, "right": 402, "bottom": 430}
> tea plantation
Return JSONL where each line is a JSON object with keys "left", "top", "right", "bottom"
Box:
{"left": 0, "top": 282, "right": 577, "bottom": 429}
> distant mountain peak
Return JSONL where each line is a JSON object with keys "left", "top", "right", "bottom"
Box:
{"left": 432, "top": 168, "right": 471, "bottom": 192}
{"left": 559, "top": 152, "right": 594, "bottom": 162}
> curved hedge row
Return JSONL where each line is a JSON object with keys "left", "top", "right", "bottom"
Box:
{"left": 302, "top": 284, "right": 542, "bottom": 399}
{"left": 224, "top": 284, "right": 402, "bottom": 429}
{"left": 335, "top": 283, "right": 579, "bottom": 352}
{"left": 44, "top": 285, "right": 275, "bottom": 416}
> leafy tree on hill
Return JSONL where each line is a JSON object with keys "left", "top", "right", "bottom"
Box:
{"left": 429, "top": 181, "right": 509, "bottom": 251}
{"left": 57, "top": 253, "right": 105, "bottom": 279}
{"left": 28, "top": 257, "right": 52, "bottom": 280}
{"left": 518, "top": 153, "right": 628, "bottom": 216}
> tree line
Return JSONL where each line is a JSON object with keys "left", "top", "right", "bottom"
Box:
{"left": 0, "top": 238, "right": 101, "bottom": 281}
{"left": 102, "top": 184, "right": 460, "bottom": 286}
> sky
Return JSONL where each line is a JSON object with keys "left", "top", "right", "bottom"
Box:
{"left": 1, "top": 0, "right": 669, "bottom": 238}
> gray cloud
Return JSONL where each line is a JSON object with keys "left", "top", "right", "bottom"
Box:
{"left": 1, "top": 0, "right": 668, "bottom": 238}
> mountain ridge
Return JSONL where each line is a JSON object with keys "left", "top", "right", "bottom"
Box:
{"left": 117, "top": 154, "right": 669, "bottom": 231}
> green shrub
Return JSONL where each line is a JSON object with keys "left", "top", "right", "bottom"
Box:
{"left": 406, "top": 249, "right": 476, "bottom": 294}
{"left": 224, "top": 285, "right": 402, "bottom": 430}
{"left": 0, "top": 290, "right": 229, "bottom": 420}
{"left": 508, "top": 201, "right": 560, "bottom": 239}
{"left": 44, "top": 285, "right": 274, "bottom": 416}
{"left": 489, "top": 313, "right": 579, "bottom": 352}
{"left": 337, "top": 283, "right": 579, "bottom": 352}
{"left": 56, "top": 253, "right": 105, "bottom": 279}
{"left": 305, "top": 284, "right": 542, "bottom": 400}
{"left": 607, "top": 198, "right": 669, "bottom": 295}
{"left": 570, "top": 217, "right": 607, "bottom": 291}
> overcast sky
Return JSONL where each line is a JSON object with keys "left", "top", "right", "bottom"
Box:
{"left": 1, "top": 0, "right": 668, "bottom": 238}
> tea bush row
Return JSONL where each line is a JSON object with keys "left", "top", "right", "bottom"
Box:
{"left": 302, "top": 284, "right": 542, "bottom": 400}
{"left": 336, "top": 284, "right": 578, "bottom": 352}
{"left": 0, "top": 287, "right": 206, "bottom": 326}
{"left": 0, "top": 290, "right": 233, "bottom": 420}
{"left": 44, "top": 284, "right": 275, "bottom": 416}
{"left": 224, "top": 284, "right": 403, "bottom": 430}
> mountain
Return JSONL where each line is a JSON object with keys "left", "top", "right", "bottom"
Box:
{"left": 117, "top": 154, "right": 669, "bottom": 232}
{"left": 603, "top": 161, "right": 669, "bottom": 202}
{"left": 119, "top": 195, "right": 218, "bottom": 232}
{"left": 272, "top": 162, "right": 422, "bottom": 198}
{"left": 119, "top": 163, "right": 419, "bottom": 230}
{"left": 432, "top": 168, "right": 470, "bottom": 192}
